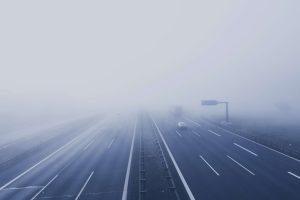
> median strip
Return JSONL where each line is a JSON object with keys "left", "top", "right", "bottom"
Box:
{"left": 151, "top": 116, "right": 196, "bottom": 200}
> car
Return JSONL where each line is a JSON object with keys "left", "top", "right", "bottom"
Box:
{"left": 171, "top": 105, "right": 183, "bottom": 117}
{"left": 177, "top": 122, "right": 188, "bottom": 130}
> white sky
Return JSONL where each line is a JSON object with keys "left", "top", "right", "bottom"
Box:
{"left": 0, "top": 1, "right": 299, "bottom": 116}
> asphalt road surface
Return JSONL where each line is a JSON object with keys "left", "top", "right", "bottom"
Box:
{"left": 0, "top": 113, "right": 299, "bottom": 200}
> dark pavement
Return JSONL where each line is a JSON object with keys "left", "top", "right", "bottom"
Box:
{"left": 0, "top": 112, "right": 299, "bottom": 199}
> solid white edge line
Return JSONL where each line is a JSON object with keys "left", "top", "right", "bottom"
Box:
{"left": 107, "top": 138, "right": 115, "bottom": 149}
{"left": 0, "top": 130, "right": 86, "bottom": 191}
{"left": 121, "top": 119, "right": 137, "bottom": 200}
{"left": 227, "top": 155, "right": 255, "bottom": 175}
{"left": 288, "top": 171, "right": 300, "bottom": 180}
{"left": 234, "top": 143, "right": 258, "bottom": 157}
{"left": 199, "top": 155, "right": 220, "bottom": 176}
{"left": 184, "top": 117, "right": 202, "bottom": 127}
{"left": 185, "top": 117, "right": 300, "bottom": 163}
{"left": 30, "top": 175, "right": 58, "bottom": 200}
{"left": 176, "top": 131, "right": 182, "bottom": 137}
{"left": 208, "top": 130, "right": 221, "bottom": 137}
{"left": 75, "top": 171, "right": 94, "bottom": 200}
{"left": 151, "top": 116, "right": 196, "bottom": 200}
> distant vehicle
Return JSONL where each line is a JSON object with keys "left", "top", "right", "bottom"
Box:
{"left": 171, "top": 105, "right": 183, "bottom": 117}
{"left": 177, "top": 122, "right": 188, "bottom": 130}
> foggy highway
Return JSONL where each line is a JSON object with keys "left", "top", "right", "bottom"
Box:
{"left": 0, "top": 113, "right": 299, "bottom": 200}
{"left": 0, "top": 115, "right": 134, "bottom": 199}
{"left": 1, "top": 0, "right": 300, "bottom": 199}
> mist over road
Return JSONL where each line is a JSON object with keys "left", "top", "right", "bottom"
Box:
{"left": 1, "top": 1, "right": 300, "bottom": 199}
{"left": 0, "top": 112, "right": 299, "bottom": 200}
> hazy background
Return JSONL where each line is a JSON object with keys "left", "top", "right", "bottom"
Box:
{"left": 0, "top": 0, "right": 299, "bottom": 129}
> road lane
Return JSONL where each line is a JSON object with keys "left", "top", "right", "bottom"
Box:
{"left": 36, "top": 117, "right": 133, "bottom": 200}
{"left": 0, "top": 117, "right": 98, "bottom": 165}
{"left": 151, "top": 116, "right": 195, "bottom": 200}
{"left": 187, "top": 116, "right": 300, "bottom": 162}
{"left": 0, "top": 118, "right": 105, "bottom": 199}
{"left": 0, "top": 117, "right": 99, "bottom": 189}
{"left": 153, "top": 114, "right": 300, "bottom": 199}
{"left": 186, "top": 116, "right": 300, "bottom": 199}
{"left": 1, "top": 112, "right": 299, "bottom": 200}
{"left": 185, "top": 116, "right": 300, "bottom": 177}
{"left": 80, "top": 117, "right": 135, "bottom": 200}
